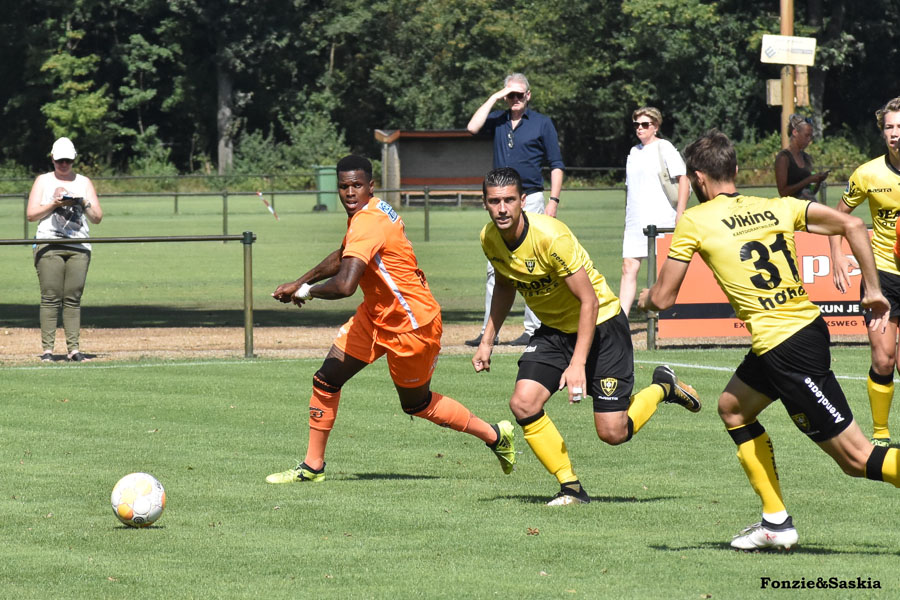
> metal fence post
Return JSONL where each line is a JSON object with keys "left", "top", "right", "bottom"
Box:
{"left": 222, "top": 190, "right": 228, "bottom": 238}
{"left": 174, "top": 192, "right": 179, "bottom": 214}
{"left": 242, "top": 230, "right": 256, "bottom": 358}
{"left": 424, "top": 186, "right": 431, "bottom": 242}
{"left": 644, "top": 224, "right": 658, "bottom": 351}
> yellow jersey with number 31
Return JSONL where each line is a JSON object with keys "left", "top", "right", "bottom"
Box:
{"left": 668, "top": 194, "right": 820, "bottom": 355}
{"left": 480, "top": 213, "right": 620, "bottom": 333}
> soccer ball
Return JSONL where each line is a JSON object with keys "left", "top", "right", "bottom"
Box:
{"left": 110, "top": 472, "right": 166, "bottom": 527}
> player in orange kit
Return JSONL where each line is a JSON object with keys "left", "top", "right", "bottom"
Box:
{"left": 266, "top": 155, "right": 515, "bottom": 483}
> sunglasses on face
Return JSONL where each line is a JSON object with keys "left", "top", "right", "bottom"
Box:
{"left": 506, "top": 92, "right": 525, "bottom": 101}
{"left": 633, "top": 121, "right": 654, "bottom": 129}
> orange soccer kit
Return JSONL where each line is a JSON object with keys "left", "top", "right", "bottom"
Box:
{"left": 334, "top": 197, "right": 442, "bottom": 386}
{"left": 304, "top": 197, "right": 489, "bottom": 467}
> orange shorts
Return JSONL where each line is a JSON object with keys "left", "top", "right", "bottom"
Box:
{"left": 333, "top": 305, "right": 442, "bottom": 388}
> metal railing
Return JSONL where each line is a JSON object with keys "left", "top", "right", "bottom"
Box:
{"left": 0, "top": 232, "right": 258, "bottom": 358}
{"left": 642, "top": 225, "right": 673, "bottom": 350}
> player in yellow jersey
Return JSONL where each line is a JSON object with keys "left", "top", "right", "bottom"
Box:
{"left": 829, "top": 96, "right": 900, "bottom": 447}
{"left": 640, "top": 130, "right": 900, "bottom": 551}
{"left": 472, "top": 167, "right": 700, "bottom": 506}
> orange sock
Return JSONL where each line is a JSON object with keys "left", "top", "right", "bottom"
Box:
{"left": 303, "top": 381, "right": 340, "bottom": 471}
{"left": 411, "top": 392, "right": 495, "bottom": 443}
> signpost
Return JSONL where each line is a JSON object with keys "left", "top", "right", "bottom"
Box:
{"left": 760, "top": 34, "right": 817, "bottom": 67}
{"left": 762, "top": 1, "right": 818, "bottom": 148}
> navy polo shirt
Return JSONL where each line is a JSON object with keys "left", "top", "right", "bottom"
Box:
{"left": 480, "top": 108, "right": 564, "bottom": 194}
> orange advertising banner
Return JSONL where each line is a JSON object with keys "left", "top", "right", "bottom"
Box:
{"left": 655, "top": 232, "right": 868, "bottom": 338}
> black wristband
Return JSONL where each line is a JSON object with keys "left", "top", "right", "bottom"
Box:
{"left": 549, "top": 196, "right": 560, "bottom": 203}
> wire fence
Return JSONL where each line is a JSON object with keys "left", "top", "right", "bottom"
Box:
{"left": 0, "top": 232, "right": 258, "bottom": 358}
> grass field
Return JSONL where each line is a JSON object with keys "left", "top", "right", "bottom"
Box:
{"left": 2, "top": 348, "right": 899, "bottom": 599}
{"left": 2, "top": 186, "right": 897, "bottom": 598}
{"left": 1, "top": 187, "right": 716, "bottom": 329}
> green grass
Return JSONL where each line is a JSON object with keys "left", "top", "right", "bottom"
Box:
{"left": 2, "top": 188, "right": 896, "bottom": 598}
{"left": 2, "top": 349, "right": 899, "bottom": 599}
{"left": 1, "top": 189, "right": 640, "bottom": 328}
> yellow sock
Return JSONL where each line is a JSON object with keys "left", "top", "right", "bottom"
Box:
{"left": 882, "top": 449, "right": 900, "bottom": 486}
{"left": 867, "top": 372, "right": 894, "bottom": 440}
{"left": 728, "top": 423, "right": 786, "bottom": 514}
{"left": 627, "top": 384, "right": 666, "bottom": 435}
{"left": 867, "top": 446, "right": 900, "bottom": 487}
{"left": 521, "top": 413, "right": 577, "bottom": 484}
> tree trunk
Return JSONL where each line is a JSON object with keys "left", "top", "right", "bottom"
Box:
{"left": 216, "top": 55, "right": 234, "bottom": 175}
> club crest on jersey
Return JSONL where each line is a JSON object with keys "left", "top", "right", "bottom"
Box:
{"left": 791, "top": 412, "right": 810, "bottom": 432}
{"left": 600, "top": 378, "right": 618, "bottom": 396}
{"left": 525, "top": 259, "right": 535, "bottom": 273}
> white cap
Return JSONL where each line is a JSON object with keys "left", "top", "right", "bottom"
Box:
{"left": 51, "top": 137, "right": 77, "bottom": 160}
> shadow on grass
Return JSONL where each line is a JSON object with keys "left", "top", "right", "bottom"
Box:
{"left": 343, "top": 472, "right": 442, "bottom": 481}
{"left": 486, "top": 494, "right": 678, "bottom": 505}
{"left": 651, "top": 542, "right": 900, "bottom": 556}
{"left": 0, "top": 304, "right": 484, "bottom": 329}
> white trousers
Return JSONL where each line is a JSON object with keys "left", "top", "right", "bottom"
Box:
{"left": 481, "top": 191, "right": 545, "bottom": 335}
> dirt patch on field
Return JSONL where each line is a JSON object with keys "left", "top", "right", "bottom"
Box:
{"left": 0, "top": 324, "right": 530, "bottom": 364}
{"left": 0, "top": 321, "right": 867, "bottom": 365}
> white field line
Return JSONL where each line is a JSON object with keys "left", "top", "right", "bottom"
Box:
{"left": 3, "top": 356, "right": 884, "bottom": 384}
{"left": 634, "top": 359, "right": 881, "bottom": 383}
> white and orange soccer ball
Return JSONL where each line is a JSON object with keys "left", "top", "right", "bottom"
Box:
{"left": 110, "top": 472, "right": 166, "bottom": 527}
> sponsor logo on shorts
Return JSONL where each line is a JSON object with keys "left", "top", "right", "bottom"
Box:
{"left": 309, "top": 407, "right": 325, "bottom": 419}
{"left": 804, "top": 377, "right": 845, "bottom": 424}
{"left": 791, "top": 412, "right": 810, "bottom": 432}
{"left": 600, "top": 378, "right": 618, "bottom": 396}
{"left": 523, "top": 344, "right": 537, "bottom": 352}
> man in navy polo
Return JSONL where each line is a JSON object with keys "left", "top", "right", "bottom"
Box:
{"left": 465, "top": 73, "right": 565, "bottom": 346}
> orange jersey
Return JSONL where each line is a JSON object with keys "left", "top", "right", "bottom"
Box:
{"left": 342, "top": 198, "right": 440, "bottom": 332}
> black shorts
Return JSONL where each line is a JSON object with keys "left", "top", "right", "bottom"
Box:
{"left": 862, "top": 269, "right": 900, "bottom": 325}
{"left": 517, "top": 311, "right": 634, "bottom": 413}
{"left": 734, "top": 316, "right": 853, "bottom": 442}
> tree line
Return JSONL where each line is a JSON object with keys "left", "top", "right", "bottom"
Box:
{"left": 1, "top": 0, "right": 896, "bottom": 178}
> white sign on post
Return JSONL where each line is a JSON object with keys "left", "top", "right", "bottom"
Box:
{"left": 760, "top": 34, "right": 817, "bottom": 66}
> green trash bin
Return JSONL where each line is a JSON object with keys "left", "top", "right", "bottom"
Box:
{"left": 313, "top": 165, "right": 338, "bottom": 211}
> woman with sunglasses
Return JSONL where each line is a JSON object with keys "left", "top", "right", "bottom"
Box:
{"left": 26, "top": 137, "right": 102, "bottom": 362}
{"left": 619, "top": 106, "right": 690, "bottom": 318}
{"left": 774, "top": 113, "right": 829, "bottom": 202}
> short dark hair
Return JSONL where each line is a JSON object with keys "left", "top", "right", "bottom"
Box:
{"left": 483, "top": 167, "right": 523, "bottom": 197}
{"left": 683, "top": 130, "right": 737, "bottom": 183}
{"left": 337, "top": 155, "right": 373, "bottom": 179}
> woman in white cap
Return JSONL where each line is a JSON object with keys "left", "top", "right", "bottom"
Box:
{"left": 26, "top": 137, "right": 102, "bottom": 362}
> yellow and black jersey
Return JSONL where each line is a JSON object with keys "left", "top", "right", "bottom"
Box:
{"left": 843, "top": 155, "right": 900, "bottom": 275}
{"left": 669, "top": 194, "right": 820, "bottom": 355}
{"left": 480, "top": 213, "right": 619, "bottom": 333}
